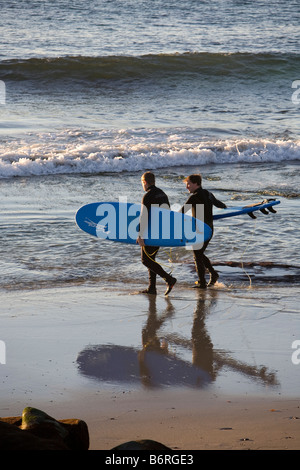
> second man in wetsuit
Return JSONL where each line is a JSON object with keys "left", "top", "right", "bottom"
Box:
{"left": 181, "top": 173, "right": 227, "bottom": 288}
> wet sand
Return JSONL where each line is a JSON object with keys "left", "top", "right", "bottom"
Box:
{"left": 1, "top": 283, "right": 299, "bottom": 450}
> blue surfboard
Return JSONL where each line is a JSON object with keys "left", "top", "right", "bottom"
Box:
{"left": 75, "top": 201, "right": 212, "bottom": 248}
{"left": 213, "top": 199, "right": 280, "bottom": 220}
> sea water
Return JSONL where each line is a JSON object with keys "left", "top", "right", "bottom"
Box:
{"left": 0, "top": 0, "right": 299, "bottom": 397}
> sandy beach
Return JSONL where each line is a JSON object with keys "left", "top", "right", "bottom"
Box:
{"left": 35, "top": 386, "right": 300, "bottom": 451}
{"left": 1, "top": 281, "right": 299, "bottom": 450}
{"left": 69, "top": 392, "right": 300, "bottom": 450}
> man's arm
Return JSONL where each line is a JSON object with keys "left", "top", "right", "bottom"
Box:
{"left": 209, "top": 192, "right": 227, "bottom": 209}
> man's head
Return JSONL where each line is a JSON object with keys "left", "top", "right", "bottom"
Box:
{"left": 184, "top": 173, "right": 202, "bottom": 193}
{"left": 141, "top": 171, "right": 155, "bottom": 191}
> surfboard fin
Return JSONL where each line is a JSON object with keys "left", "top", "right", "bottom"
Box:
{"left": 247, "top": 212, "right": 257, "bottom": 219}
{"left": 261, "top": 198, "right": 278, "bottom": 214}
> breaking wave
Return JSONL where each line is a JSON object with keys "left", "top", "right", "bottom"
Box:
{"left": 0, "top": 130, "right": 299, "bottom": 178}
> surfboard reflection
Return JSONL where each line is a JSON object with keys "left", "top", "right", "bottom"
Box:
{"left": 76, "top": 292, "right": 278, "bottom": 389}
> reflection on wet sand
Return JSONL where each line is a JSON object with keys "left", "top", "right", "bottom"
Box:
{"left": 165, "top": 291, "right": 277, "bottom": 386}
{"left": 77, "top": 290, "right": 278, "bottom": 389}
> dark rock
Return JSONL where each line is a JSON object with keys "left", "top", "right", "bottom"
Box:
{"left": 111, "top": 439, "right": 171, "bottom": 450}
{"left": 21, "top": 407, "right": 69, "bottom": 440}
{"left": 59, "top": 419, "right": 90, "bottom": 450}
{"left": 0, "top": 407, "right": 89, "bottom": 450}
{"left": 0, "top": 420, "right": 69, "bottom": 450}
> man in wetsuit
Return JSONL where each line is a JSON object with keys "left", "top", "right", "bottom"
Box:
{"left": 181, "top": 173, "right": 226, "bottom": 288}
{"left": 137, "top": 172, "right": 176, "bottom": 295}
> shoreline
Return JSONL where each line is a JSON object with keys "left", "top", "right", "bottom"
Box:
{"left": 1, "top": 283, "right": 299, "bottom": 450}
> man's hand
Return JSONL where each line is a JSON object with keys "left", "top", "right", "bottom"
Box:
{"left": 136, "top": 236, "right": 145, "bottom": 246}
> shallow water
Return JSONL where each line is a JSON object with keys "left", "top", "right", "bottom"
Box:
{"left": 0, "top": 161, "right": 299, "bottom": 292}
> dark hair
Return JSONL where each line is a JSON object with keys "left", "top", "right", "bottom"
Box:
{"left": 142, "top": 171, "right": 155, "bottom": 185}
{"left": 184, "top": 174, "right": 202, "bottom": 187}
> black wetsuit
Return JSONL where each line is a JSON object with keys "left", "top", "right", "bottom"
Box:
{"left": 182, "top": 187, "right": 226, "bottom": 286}
{"left": 140, "top": 185, "right": 173, "bottom": 292}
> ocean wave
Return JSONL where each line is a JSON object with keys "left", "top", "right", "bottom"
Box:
{"left": 1, "top": 52, "right": 299, "bottom": 83}
{"left": 0, "top": 132, "right": 299, "bottom": 178}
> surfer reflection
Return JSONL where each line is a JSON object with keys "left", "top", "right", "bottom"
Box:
{"left": 138, "top": 295, "right": 176, "bottom": 387}
{"left": 77, "top": 291, "right": 278, "bottom": 389}
{"left": 138, "top": 294, "right": 219, "bottom": 386}
{"left": 163, "top": 291, "right": 277, "bottom": 387}
{"left": 140, "top": 295, "right": 174, "bottom": 355}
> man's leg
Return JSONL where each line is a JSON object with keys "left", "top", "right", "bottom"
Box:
{"left": 142, "top": 246, "right": 158, "bottom": 293}
{"left": 193, "top": 248, "right": 207, "bottom": 288}
{"left": 141, "top": 246, "right": 176, "bottom": 295}
{"left": 193, "top": 239, "right": 218, "bottom": 287}
{"left": 193, "top": 239, "right": 210, "bottom": 288}
{"left": 203, "top": 254, "right": 219, "bottom": 285}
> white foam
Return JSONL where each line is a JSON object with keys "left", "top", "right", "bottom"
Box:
{"left": 0, "top": 130, "right": 299, "bottom": 178}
